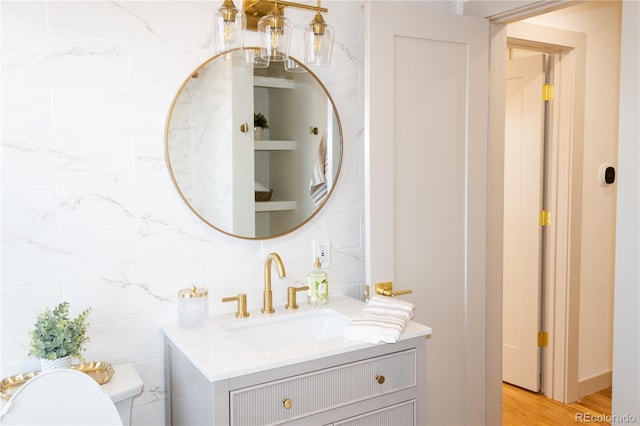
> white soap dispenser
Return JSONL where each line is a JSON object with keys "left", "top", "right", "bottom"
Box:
{"left": 307, "top": 257, "right": 328, "bottom": 306}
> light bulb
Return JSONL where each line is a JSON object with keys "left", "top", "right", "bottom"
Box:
{"left": 224, "top": 21, "right": 236, "bottom": 43}
{"left": 271, "top": 31, "right": 280, "bottom": 50}
{"left": 313, "top": 34, "right": 323, "bottom": 53}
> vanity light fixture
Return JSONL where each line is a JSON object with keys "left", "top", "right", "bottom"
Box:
{"left": 242, "top": 0, "right": 333, "bottom": 66}
{"left": 257, "top": 2, "right": 292, "bottom": 62}
{"left": 212, "top": 0, "right": 247, "bottom": 52}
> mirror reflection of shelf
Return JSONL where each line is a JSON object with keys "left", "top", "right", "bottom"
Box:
{"left": 166, "top": 49, "right": 342, "bottom": 240}
{"left": 255, "top": 201, "right": 297, "bottom": 212}
{"left": 254, "top": 140, "right": 296, "bottom": 151}
{"left": 254, "top": 76, "right": 295, "bottom": 89}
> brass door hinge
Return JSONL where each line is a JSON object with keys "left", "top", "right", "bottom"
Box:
{"left": 542, "top": 83, "right": 554, "bottom": 101}
{"left": 540, "top": 210, "right": 551, "bottom": 227}
{"left": 538, "top": 331, "right": 549, "bottom": 347}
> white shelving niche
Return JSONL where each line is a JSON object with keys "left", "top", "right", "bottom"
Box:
{"left": 253, "top": 73, "right": 314, "bottom": 238}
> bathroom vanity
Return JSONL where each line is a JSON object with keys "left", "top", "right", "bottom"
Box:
{"left": 162, "top": 295, "right": 431, "bottom": 425}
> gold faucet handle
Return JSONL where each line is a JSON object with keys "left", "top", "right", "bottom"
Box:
{"left": 221, "top": 293, "right": 250, "bottom": 318}
{"left": 375, "top": 282, "right": 413, "bottom": 297}
{"left": 285, "top": 286, "right": 309, "bottom": 310}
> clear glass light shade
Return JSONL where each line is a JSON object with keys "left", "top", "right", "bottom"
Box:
{"left": 245, "top": 47, "right": 270, "bottom": 68}
{"left": 304, "top": 13, "right": 334, "bottom": 67}
{"left": 284, "top": 58, "right": 307, "bottom": 73}
{"left": 258, "top": 13, "right": 292, "bottom": 62}
{"left": 212, "top": 1, "right": 246, "bottom": 52}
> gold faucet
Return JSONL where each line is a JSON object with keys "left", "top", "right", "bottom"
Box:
{"left": 262, "top": 253, "right": 286, "bottom": 314}
{"left": 285, "top": 285, "right": 309, "bottom": 310}
{"left": 221, "top": 293, "right": 250, "bottom": 318}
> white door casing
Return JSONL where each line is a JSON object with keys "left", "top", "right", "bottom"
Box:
{"left": 502, "top": 53, "right": 545, "bottom": 392}
{"left": 365, "top": 3, "right": 489, "bottom": 424}
{"left": 465, "top": 0, "right": 591, "bottom": 413}
{"left": 506, "top": 22, "right": 587, "bottom": 403}
{"left": 232, "top": 54, "right": 256, "bottom": 236}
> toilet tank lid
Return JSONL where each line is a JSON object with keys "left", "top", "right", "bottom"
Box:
{"left": 101, "top": 364, "right": 143, "bottom": 403}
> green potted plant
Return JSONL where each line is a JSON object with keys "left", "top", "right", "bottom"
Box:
{"left": 254, "top": 112, "right": 269, "bottom": 140}
{"left": 29, "top": 302, "right": 91, "bottom": 370}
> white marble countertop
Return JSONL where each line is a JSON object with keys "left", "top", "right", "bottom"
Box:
{"left": 162, "top": 295, "right": 432, "bottom": 382}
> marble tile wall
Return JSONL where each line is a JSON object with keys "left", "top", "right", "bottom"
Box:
{"left": 1, "top": 1, "right": 365, "bottom": 424}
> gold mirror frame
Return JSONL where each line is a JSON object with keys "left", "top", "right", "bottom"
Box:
{"left": 164, "top": 48, "right": 343, "bottom": 240}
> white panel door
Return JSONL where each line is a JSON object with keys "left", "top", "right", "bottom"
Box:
{"left": 231, "top": 53, "right": 255, "bottom": 236}
{"left": 365, "top": 3, "right": 489, "bottom": 425}
{"left": 503, "top": 54, "right": 545, "bottom": 392}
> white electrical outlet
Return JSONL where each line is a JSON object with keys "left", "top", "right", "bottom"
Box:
{"left": 313, "top": 239, "right": 331, "bottom": 268}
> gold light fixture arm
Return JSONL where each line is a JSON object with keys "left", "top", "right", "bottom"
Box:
{"left": 245, "top": 0, "right": 327, "bottom": 14}
{"left": 310, "top": 9, "right": 327, "bottom": 36}
{"left": 243, "top": 0, "right": 327, "bottom": 30}
{"left": 220, "top": 0, "right": 241, "bottom": 22}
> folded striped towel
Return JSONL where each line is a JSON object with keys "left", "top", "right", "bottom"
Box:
{"left": 343, "top": 295, "right": 415, "bottom": 344}
{"left": 309, "top": 132, "right": 328, "bottom": 206}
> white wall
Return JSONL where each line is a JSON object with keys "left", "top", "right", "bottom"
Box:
{"left": 613, "top": 1, "right": 640, "bottom": 422}
{"left": 525, "top": 1, "right": 621, "bottom": 388}
{"left": 0, "top": 2, "right": 365, "bottom": 424}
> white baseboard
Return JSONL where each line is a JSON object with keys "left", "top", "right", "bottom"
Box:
{"left": 578, "top": 370, "right": 612, "bottom": 398}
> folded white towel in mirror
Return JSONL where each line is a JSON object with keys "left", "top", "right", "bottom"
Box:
{"left": 343, "top": 296, "right": 415, "bottom": 344}
{"left": 309, "top": 132, "right": 328, "bottom": 206}
{"left": 255, "top": 181, "right": 270, "bottom": 191}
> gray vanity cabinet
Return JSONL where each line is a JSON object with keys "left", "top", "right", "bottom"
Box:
{"left": 164, "top": 336, "right": 426, "bottom": 425}
{"left": 333, "top": 400, "right": 416, "bottom": 425}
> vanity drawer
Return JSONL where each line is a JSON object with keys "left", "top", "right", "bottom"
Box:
{"left": 334, "top": 400, "right": 416, "bottom": 426}
{"left": 230, "top": 349, "right": 417, "bottom": 425}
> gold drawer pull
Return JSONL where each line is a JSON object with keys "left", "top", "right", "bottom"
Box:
{"left": 375, "top": 375, "right": 385, "bottom": 384}
{"left": 282, "top": 398, "right": 293, "bottom": 409}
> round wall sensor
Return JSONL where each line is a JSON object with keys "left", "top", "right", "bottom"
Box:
{"left": 599, "top": 164, "right": 615, "bottom": 185}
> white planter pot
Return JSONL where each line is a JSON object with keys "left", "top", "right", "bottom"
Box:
{"left": 40, "top": 355, "right": 71, "bottom": 371}
{"left": 254, "top": 126, "right": 264, "bottom": 141}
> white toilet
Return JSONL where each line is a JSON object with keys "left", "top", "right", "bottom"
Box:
{"left": 100, "top": 364, "right": 144, "bottom": 425}
{"left": 0, "top": 364, "right": 143, "bottom": 426}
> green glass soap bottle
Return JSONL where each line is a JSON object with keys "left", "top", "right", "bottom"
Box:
{"left": 307, "top": 257, "right": 328, "bottom": 306}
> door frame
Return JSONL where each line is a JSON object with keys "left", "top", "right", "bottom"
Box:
{"left": 506, "top": 21, "right": 586, "bottom": 404}
{"left": 507, "top": 27, "right": 586, "bottom": 403}
{"left": 484, "top": 6, "right": 587, "bottom": 419}
{"left": 469, "top": 1, "right": 639, "bottom": 423}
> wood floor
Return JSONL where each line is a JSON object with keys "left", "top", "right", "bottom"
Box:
{"left": 503, "top": 383, "right": 613, "bottom": 425}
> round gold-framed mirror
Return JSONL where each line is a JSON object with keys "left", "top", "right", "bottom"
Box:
{"left": 165, "top": 48, "right": 342, "bottom": 239}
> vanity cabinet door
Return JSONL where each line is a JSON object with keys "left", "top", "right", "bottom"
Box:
{"left": 230, "top": 349, "right": 416, "bottom": 425}
{"left": 333, "top": 400, "right": 416, "bottom": 426}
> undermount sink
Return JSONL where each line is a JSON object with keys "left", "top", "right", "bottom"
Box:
{"left": 223, "top": 308, "right": 351, "bottom": 352}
